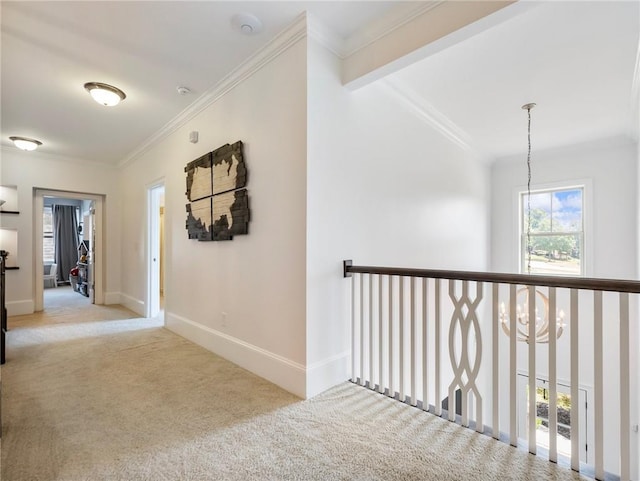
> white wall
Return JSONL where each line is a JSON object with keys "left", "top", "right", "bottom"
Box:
{"left": 0, "top": 150, "right": 121, "bottom": 315}
{"left": 491, "top": 136, "right": 637, "bottom": 278}
{"left": 306, "top": 36, "right": 490, "bottom": 397}
{"left": 118, "top": 36, "right": 309, "bottom": 397}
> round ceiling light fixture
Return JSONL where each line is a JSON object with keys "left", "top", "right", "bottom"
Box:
{"left": 84, "top": 82, "right": 126, "bottom": 106}
{"left": 231, "top": 13, "right": 263, "bottom": 35}
{"left": 9, "top": 136, "right": 42, "bottom": 151}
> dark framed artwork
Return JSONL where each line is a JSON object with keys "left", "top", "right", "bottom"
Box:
{"left": 185, "top": 141, "right": 250, "bottom": 241}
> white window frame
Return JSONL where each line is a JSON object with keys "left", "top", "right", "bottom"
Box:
{"left": 43, "top": 205, "right": 55, "bottom": 263}
{"left": 515, "top": 179, "right": 592, "bottom": 277}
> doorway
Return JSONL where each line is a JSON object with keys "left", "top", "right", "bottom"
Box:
{"left": 147, "top": 182, "right": 165, "bottom": 319}
{"left": 34, "top": 189, "right": 105, "bottom": 312}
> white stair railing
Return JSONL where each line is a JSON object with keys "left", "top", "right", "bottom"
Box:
{"left": 344, "top": 261, "right": 639, "bottom": 481}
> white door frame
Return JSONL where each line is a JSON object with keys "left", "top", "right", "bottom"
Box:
{"left": 34, "top": 189, "right": 105, "bottom": 311}
{"left": 146, "top": 181, "right": 164, "bottom": 319}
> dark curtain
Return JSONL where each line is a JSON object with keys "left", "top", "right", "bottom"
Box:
{"left": 53, "top": 205, "right": 79, "bottom": 283}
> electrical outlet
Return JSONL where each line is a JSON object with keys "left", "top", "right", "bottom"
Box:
{"left": 221, "top": 312, "right": 227, "bottom": 327}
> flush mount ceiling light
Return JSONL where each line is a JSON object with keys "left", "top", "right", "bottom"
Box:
{"left": 231, "top": 13, "right": 263, "bottom": 35}
{"left": 84, "top": 82, "right": 126, "bottom": 106}
{"left": 9, "top": 136, "right": 42, "bottom": 151}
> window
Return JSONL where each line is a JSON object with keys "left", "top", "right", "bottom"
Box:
{"left": 43, "top": 206, "right": 54, "bottom": 263}
{"left": 517, "top": 374, "right": 588, "bottom": 464}
{"left": 520, "top": 187, "right": 584, "bottom": 276}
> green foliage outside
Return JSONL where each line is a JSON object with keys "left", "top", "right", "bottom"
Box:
{"left": 537, "top": 387, "right": 571, "bottom": 410}
{"left": 526, "top": 208, "right": 581, "bottom": 260}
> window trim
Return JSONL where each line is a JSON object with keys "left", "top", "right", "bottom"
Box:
{"left": 514, "top": 179, "right": 592, "bottom": 277}
{"left": 43, "top": 205, "right": 55, "bottom": 263}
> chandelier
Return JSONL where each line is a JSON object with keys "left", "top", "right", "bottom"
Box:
{"left": 499, "top": 287, "right": 565, "bottom": 343}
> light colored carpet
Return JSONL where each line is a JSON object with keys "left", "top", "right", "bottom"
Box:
{"left": 1, "top": 302, "right": 590, "bottom": 481}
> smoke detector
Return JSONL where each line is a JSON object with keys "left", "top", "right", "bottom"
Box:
{"left": 176, "top": 86, "right": 191, "bottom": 96}
{"left": 231, "top": 13, "right": 262, "bottom": 35}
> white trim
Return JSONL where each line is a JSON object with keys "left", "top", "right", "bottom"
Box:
{"left": 165, "top": 311, "right": 306, "bottom": 398}
{"left": 380, "top": 78, "right": 487, "bottom": 161}
{"left": 33, "top": 189, "right": 105, "bottom": 311}
{"left": 342, "top": 1, "right": 444, "bottom": 59}
{"left": 305, "top": 3, "right": 444, "bottom": 61}
{"left": 306, "top": 351, "right": 350, "bottom": 398}
{"left": 307, "top": 15, "right": 344, "bottom": 59}
{"left": 6, "top": 299, "right": 34, "bottom": 317}
{"left": 118, "top": 13, "right": 307, "bottom": 168}
{"left": 512, "top": 179, "right": 593, "bottom": 278}
{"left": 119, "top": 292, "right": 145, "bottom": 317}
{"left": 103, "top": 292, "right": 121, "bottom": 305}
{"left": 146, "top": 181, "right": 164, "bottom": 318}
{"left": 343, "top": 1, "right": 537, "bottom": 91}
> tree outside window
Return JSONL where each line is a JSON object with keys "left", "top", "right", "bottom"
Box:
{"left": 521, "top": 187, "right": 583, "bottom": 276}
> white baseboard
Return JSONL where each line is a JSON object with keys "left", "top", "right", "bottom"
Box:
{"left": 103, "top": 291, "right": 121, "bottom": 305}
{"left": 165, "top": 311, "right": 306, "bottom": 398}
{"left": 118, "top": 293, "right": 145, "bottom": 317}
{"left": 306, "top": 351, "right": 350, "bottom": 398}
{"left": 7, "top": 299, "right": 34, "bottom": 317}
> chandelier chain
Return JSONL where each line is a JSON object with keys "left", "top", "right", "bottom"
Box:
{"left": 526, "top": 106, "right": 533, "bottom": 274}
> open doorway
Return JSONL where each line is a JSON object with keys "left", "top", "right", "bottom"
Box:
{"left": 34, "top": 189, "right": 105, "bottom": 312}
{"left": 147, "top": 182, "right": 165, "bottom": 319}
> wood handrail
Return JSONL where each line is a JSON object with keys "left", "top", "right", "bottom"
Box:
{"left": 343, "top": 260, "right": 640, "bottom": 294}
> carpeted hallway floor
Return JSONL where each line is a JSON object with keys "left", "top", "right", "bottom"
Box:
{"left": 1, "top": 294, "right": 590, "bottom": 480}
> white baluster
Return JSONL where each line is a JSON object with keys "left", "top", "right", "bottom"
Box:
{"left": 549, "top": 287, "right": 558, "bottom": 463}
{"left": 492, "top": 283, "right": 499, "bottom": 440}
{"left": 369, "top": 273, "right": 373, "bottom": 389}
{"left": 389, "top": 276, "right": 394, "bottom": 399}
{"left": 399, "top": 277, "right": 405, "bottom": 403}
{"left": 423, "top": 278, "right": 429, "bottom": 412}
{"left": 351, "top": 273, "right": 356, "bottom": 382}
{"left": 411, "top": 277, "right": 417, "bottom": 406}
{"left": 528, "top": 285, "right": 536, "bottom": 455}
{"left": 594, "top": 290, "right": 603, "bottom": 480}
{"left": 620, "top": 293, "right": 630, "bottom": 481}
{"left": 435, "top": 279, "right": 441, "bottom": 417}
{"left": 570, "top": 289, "right": 579, "bottom": 472}
{"left": 509, "top": 284, "right": 517, "bottom": 446}
{"left": 379, "top": 275, "right": 384, "bottom": 394}
{"left": 360, "top": 273, "right": 365, "bottom": 387}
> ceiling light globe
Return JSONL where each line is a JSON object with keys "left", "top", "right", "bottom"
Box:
{"left": 9, "top": 136, "right": 42, "bottom": 151}
{"left": 84, "top": 82, "right": 126, "bottom": 107}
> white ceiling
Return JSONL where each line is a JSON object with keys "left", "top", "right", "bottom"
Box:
{"left": 1, "top": 1, "right": 408, "bottom": 165}
{"left": 2, "top": 1, "right": 639, "bottom": 167}
{"left": 387, "top": 1, "right": 640, "bottom": 161}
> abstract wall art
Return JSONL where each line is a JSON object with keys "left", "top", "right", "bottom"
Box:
{"left": 185, "top": 141, "right": 250, "bottom": 241}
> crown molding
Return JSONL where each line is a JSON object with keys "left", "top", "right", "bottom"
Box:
{"left": 307, "top": 15, "right": 344, "bottom": 59}
{"left": 308, "top": 2, "right": 444, "bottom": 60}
{"left": 380, "top": 78, "right": 489, "bottom": 163}
{"left": 342, "top": 2, "right": 444, "bottom": 59}
{"left": 1, "top": 145, "right": 118, "bottom": 168}
{"left": 118, "top": 13, "right": 308, "bottom": 169}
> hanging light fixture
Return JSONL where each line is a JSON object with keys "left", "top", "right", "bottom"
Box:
{"left": 499, "top": 288, "right": 565, "bottom": 343}
{"left": 500, "top": 103, "right": 565, "bottom": 343}
{"left": 84, "top": 82, "right": 126, "bottom": 106}
{"left": 9, "top": 136, "right": 42, "bottom": 151}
